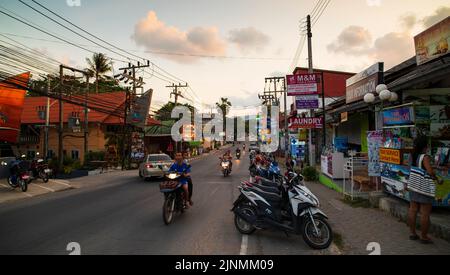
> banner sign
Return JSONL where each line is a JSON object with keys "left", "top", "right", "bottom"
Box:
{"left": 289, "top": 117, "right": 323, "bottom": 129}
{"left": 380, "top": 148, "right": 401, "bottom": 165}
{"left": 0, "top": 72, "right": 30, "bottom": 143}
{"left": 383, "top": 106, "right": 415, "bottom": 126}
{"left": 128, "top": 90, "right": 153, "bottom": 129}
{"left": 295, "top": 95, "right": 319, "bottom": 109}
{"left": 368, "top": 131, "right": 383, "bottom": 176}
{"left": 415, "top": 16, "right": 450, "bottom": 66}
{"left": 346, "top": 63, "right": 383, "bottom": 104}
{"left": 287, "top": 73, "right": 322, "bottom": 96}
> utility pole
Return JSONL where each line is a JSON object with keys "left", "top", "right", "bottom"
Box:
{"left": 58, "top": 65, "right": 91, "bottom": 173}
{"left": 166, "top": 83, "right": 188, "bottom": 154}
{"left": 44, "top": 76, "right": 50, "bottom": 160}
{"left": 84, "top": 75, "right": 90, "bottom": 164}
{"left": 306, "top": 14, "right": 315, "bottom": 167}
{"left": 117, "top": 62, "right": 149, "bottom": 170}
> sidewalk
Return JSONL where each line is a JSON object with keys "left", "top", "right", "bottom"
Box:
{"left": 307, "top": 181, "right": 450, "bottom": 255}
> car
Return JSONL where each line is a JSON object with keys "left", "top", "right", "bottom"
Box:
{"left": 139, "top": 154, "right": 173, "bottom": 180}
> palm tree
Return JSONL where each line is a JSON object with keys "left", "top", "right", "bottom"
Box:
{"left": 86, "top": 53, "right": 112, "bottom": 94}
{"left": 216, "top": 97, "right": 232, "bottom": 140}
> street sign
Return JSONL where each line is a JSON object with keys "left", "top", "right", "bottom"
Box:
{"left": 286, "top": 73, "right": 322, "bottom": 96}
{"left": 289, "top": 117, "right": 323, "bottom": 129}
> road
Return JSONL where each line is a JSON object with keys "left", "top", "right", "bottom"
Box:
{"left": 0, "top": 146, "right": 334, "bottom": 255}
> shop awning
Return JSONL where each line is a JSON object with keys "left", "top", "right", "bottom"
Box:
{"left": 387, "top": 56, "right": 450, "bottom": 92}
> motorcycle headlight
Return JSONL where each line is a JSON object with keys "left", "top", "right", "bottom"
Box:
{"left": 168, "top": 173, "right": 178, "bottom": 180}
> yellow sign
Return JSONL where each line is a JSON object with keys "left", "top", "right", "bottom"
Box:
{"left": 298, "top": 129, "right": 308, "bottom": 141}
{"left": 341, "top": 112, "right": 348, "bottom": 123}
{"left": 380, "top": 148, "right": 401, "bottom": 165}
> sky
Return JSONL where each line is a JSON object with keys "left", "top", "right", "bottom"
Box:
{"left": 0, "top": 0, "right": 449, "bottom": 114}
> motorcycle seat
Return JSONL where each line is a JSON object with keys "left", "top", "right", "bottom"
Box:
{"left": 251, "top": 184, "right": 280, "bottom": 194}
{"left": 245, "top": 186, "right": 282, "bottom": 202}
{"left": 256, "top": 177, "right": 279, "bottom": 188}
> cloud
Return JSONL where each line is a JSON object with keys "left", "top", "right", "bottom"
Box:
{"left": 422, "top": 6, "right": 450, "bottom": 28}
{"left": 228, "top": 27, "right": 270, "bottom": 54}
{"left": 327, "top": 26, "right": 372, "bottom": 55}
{"left": 371, "top": 32, "right": 415, "bottom": 68}
{"left": 366, "top": 0, "right": 382, "bottom": 7}
{"left": 400, "top": 13, "right": 418, "bottom": 30}
{"left": 132, "top": 11, "right": 226, "bottom": 63}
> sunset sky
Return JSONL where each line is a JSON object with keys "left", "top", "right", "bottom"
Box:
{"left": 0, "top": 0, "right": 449, "bottom": 113}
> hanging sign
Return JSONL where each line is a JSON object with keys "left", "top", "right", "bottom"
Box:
{"left": 289, "top": 117, "right": 323, "bottom": 129}
{"left": 286, "top": 73, "right": 322, "bottom": 96}
{"left": 295, "top": 95, "right": 319, "bottom": 109}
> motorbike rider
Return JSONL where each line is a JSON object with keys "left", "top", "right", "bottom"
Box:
{"left": 235, "top": 147, "right": 241, "bottom": 158}
{"left": 222, "top": 150, "right": 233, "bottom": 171}
{"left": 169, "top": 153, "right": 192, "bottom": 208}
{"left": 182, "top": 152, "right": 194, "bottom": 205}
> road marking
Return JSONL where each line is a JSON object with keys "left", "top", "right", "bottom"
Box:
{"left": 0, "top": 183, "right": 9, "bottom": 189}
{"left": 240, "top": 235, "right": 248, "bottom": 255}
{"left": 51, "top": 180, "right": 72, "bottom": 187}
{"left": 22, "top": 192, "right": 33, "bottom": 197}
{"left": 34, "top": 184, "right": 56, "bottom": 192}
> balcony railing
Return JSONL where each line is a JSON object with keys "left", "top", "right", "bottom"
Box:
{"left": 19, "top": 135, "right": 40, "bottom": 145}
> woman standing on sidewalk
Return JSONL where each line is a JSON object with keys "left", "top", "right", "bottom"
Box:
{"left": 407, "top": 136, "right": 441, "bottom": 244}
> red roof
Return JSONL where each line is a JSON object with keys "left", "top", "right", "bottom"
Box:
{"left": 293, "top": 67, "right": 355, "bottom": 98}
{"left": 146, "top": 116, "right": 162, "bottom": 126}
{"left": 21, "top": 92, "right": 126, "bottom": 125}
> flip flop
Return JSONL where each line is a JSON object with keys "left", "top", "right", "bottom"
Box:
{"left": 409, "top": 235, "right": 420, "bottom": 241}
{"left": 420, "top": 239, "right": 433, "bottom": 245}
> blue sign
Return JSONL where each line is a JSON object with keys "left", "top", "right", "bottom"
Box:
{"left": 383, "top": 106, "right": 415, "bottom": 126}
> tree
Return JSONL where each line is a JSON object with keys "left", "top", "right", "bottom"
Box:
{"left": 86, "top": 53, "right": 112, "bottom": 94}
{"left": 156, "top": 102, "right": 195, "bottom": 122}
{"left": 216, "top": 97, "right": 232, "bottom": 139}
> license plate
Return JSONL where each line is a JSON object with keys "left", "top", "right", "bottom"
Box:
{"left": 44, "top": 169, "right": 52, "bottom": 173}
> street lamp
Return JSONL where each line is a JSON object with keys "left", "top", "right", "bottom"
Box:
{"left": 364, "top": 84, "right": 398, "bottom": 104}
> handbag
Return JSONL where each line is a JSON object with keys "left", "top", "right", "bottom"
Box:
{"left": 408, "top": 154, "right": 436, "bottom": 198}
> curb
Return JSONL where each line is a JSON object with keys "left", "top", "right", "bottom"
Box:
{"left": 376, "top": 196, "right": 450, "bottom": 243}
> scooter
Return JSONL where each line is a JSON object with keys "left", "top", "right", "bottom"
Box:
{"left": 160, "top": 172, "right": 189, "bottom": 225}
{"left": 30, "top": 154, "right": 52, "bottom": 183}
{"left": 236, "top": 151, "right": 241, "bottom": 160}
{"left": 7, "top": 157, "right": 31, "bottom": 192}
{"left": 232, "top": 172, "right": 333, "bottom": 250}
{"left": 221, "top": 159, "right": 232, "bottom": 177}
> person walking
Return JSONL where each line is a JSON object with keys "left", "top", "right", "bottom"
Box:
{"left": 407, "top": 136, "right": 442, "bottom": 244}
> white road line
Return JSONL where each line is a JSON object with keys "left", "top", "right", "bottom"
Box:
{"left": 34, "top": 184, "right": 56, "bottom": 192}
{"left": 240, "top": 235, "right": 248, "bottom": 255}
{"left": 51, "top": 180, "right": 72, "bottom": 187}
{"left": 0, "top": 183, "right": 9, "bottom": 188}
{"left": 22, "top": 192, "right": 33, "bottom": 197}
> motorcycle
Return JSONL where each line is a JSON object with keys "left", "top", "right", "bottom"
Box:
{"left": 160, "top": 172, "right": 188, "bottom": 225}
{"left": 250, "top": 161, "right": 281, "bottom": 182}
{"left": 30, "top": 156, "right": 52, "bottom": 183}
{"left": 232, "top": 172, "right": 333, "bottom": 250}
{"left": 236, "top": 151, "right": 241, "bottom": 160}
{"left": 220, "top": 158, "right": 231, "bottom": 177}
{"left": 7, "top": 157, "right": 31, "bottom": 192}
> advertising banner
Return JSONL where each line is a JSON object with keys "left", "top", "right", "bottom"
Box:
{"left": 286, "top": 73, "right": 322, "bottom": 96}
{"left": 380, "top": 148, "right": 401, "bottom": 165}
{"left": 415, "top": 16, "right": 450, "bottom": 66}
{"left": 367, "top": 131, "right": 383, "bottom": 176}
{"left": 383, "top": 106, "right": 415, "bottom": 126}
{"left": 346, "top": 63, "right": 383, "bottom": 104}
{"left": 0, "top": 72, "right": 30, "bottom": 143}
{"left": 295, "top": 95, "right": 319, "bottom": 109}
{"left": 128, "top": 90, "right": 153, "bottom": 129}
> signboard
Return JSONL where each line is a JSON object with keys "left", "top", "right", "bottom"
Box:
{"left": 346, "top": 63, "right": 383, "bottom": 104}
{"left": 287, "top": 73, "right": 322, "bottom": 96}
{"left": 380, "top": 148, "right": 401, "bottom": 165}
{"left": 68, "top": 117, "right": 82, "bottom": 133}
{"left": 289, "top": 117, "right": 323, "bottom": 129}
{"left": 367, "top": 131, "right": 383, "bottom": 176}
{"left": 298, "top": 129, "right": 308, "bottom": 141}
{"left": 415, "top": 16, "right": 450, "bottom": 66}
{"left": 295, "top": 95, "right": 319, "bottom": 109}
{"left": 0, "top": 72, "right": 29, "bottom": 143}
{"left": 128, "top": 90, "right": 153, "bottom": 129}
{"left": 383, "top": 106, "right": 415, "bottom": 126}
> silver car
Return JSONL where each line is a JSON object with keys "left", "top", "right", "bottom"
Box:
{"left": 139, "top": 154, "right": 173, "bottom": 179}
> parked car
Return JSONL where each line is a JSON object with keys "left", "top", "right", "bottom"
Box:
{"left": 139, "top": 154, "right": 173, "bottom": 180}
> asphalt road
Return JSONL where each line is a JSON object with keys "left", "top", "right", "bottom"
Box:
{"left": 0, "top": 146, "right": 334, "bottom": 255}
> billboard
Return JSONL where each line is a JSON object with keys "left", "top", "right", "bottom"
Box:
{"left": 415, "top": 16, "right": 450, "bottom": 66}
{"left": 128, "top": 89, "right": 153, "bottom": 129}
{"left": 0, "top": 72, "right": 30, "bottom": 143}
{"left": 286, "top": 73, "right": 322, "bottom": 96}
{"left": 346, "top": 63, "right": 383, "bottom": 104}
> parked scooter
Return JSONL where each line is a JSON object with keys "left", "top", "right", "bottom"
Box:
{"left": 30, "top": 153, "right": 52, "bottom": 183}
{"left": 7, "top": 156, "right": 31, "bottom": 192}
{"left": 232, "top": 171, "right": 333, "bottom": 250}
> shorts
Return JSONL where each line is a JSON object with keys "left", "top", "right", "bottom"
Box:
{"left": 409, "top": 191, "right": 434, "bottom": 205}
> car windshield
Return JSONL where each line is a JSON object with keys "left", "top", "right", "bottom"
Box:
{"left": 147, "top": 155, "right": 172, "bottom": 162}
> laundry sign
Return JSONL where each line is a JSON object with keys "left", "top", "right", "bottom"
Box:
{"left": 289, "top": 117, "right": 323, "bottom": 129}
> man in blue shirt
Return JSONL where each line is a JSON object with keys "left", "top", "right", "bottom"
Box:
{"left": 169, "top": 153, "right": 192, "bottom": 208}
